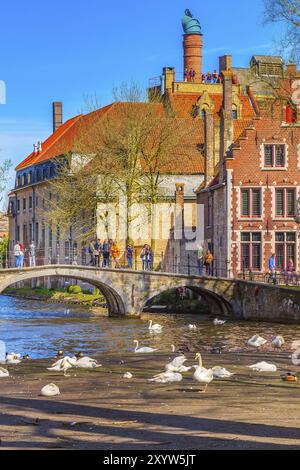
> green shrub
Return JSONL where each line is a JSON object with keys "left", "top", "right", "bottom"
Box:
{"left": 67, "top": 285, "right": 82, "bottom": 294}
{"left": 93, "top": 288, "right": 100, "bottom": 296}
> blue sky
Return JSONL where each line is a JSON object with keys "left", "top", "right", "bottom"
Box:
{"left": 0, "top": 0, "right": 282, "bottom": 196}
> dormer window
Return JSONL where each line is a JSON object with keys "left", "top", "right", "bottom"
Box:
{"left": 232, "top": 105, "right": 238, "bottom": 119}
{"left": 264, "top": 144, "right": 286, "bottom": 168}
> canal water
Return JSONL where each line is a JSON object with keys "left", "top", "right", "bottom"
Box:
{"left": 1, "top": 295, "right": 300, "bottom": 359}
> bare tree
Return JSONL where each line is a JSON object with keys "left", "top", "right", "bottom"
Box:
{"left": 0, "top": 157, "right": 12, "bottom": 205}
{"left": 264, "top": 0, "right": 300, "bottom": 62}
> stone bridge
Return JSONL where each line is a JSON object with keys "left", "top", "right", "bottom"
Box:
{"left": 0, "top": 265, "right": 300, "bottom": 322}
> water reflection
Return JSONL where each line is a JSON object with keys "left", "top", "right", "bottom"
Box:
{"left": 0, "top": 295, "right": 300, "bottom": 359}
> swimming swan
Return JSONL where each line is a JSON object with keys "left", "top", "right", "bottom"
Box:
{"left": 134, "top": 340, "right": 158, "bottom": 353}
{"left": 148, "top": 320, "right": 163, "bottom": 332}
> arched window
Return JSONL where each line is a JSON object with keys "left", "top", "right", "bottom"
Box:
{"left": 232, "top": 105, "right": 238, "bottom": 119}
{"left": 201, "top": 109, "right": 206, "bottom": 120}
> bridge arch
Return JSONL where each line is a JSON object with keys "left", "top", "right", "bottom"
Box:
{"left": 0, "top": 266, "right": 127, "bottom": 317}
{"left": 141, "top": 282, "right": 233, "bottom": 316}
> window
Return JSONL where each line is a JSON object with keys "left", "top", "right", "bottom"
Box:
{"left": 29, "top": 196, "right": 33, "bottom": 210}
{"left": 275, "top": 188, "right": 296, "bottom": 218}
{"left": 35, "top": 223, "right": 39, "bottom": 247}
{"left": 241, "top": 232, "right": 262, "bottom": 271}
{"left": 241, "top": 189, "right": 262, "bottom": 218}
{"left": 23, "top": 198, "right": 26, "bottom": 211}
{"left": 264, "top": 144, "right": 286, "bottom": 168}
{"left": 28, "top": 172, "right": 32, "bottom": 184}
{"left": 29, "top": 224, "right": 32, "bottom": 242}
{"left": 275, "top": 232, "right": 296, "bottom": 269}
{"left": 208, "top": 196, "right": 213, "bottom": 226}
{"left": 232, "top": 106, "right": 238, "bottom": 119}
{"left": 17, "top": 199, "right": 20, "bottom": 212}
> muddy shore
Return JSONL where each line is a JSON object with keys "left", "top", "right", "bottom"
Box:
{"left": 0, "top": 351, "right": 300, "bottom": 450}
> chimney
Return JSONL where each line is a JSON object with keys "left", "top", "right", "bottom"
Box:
{"left": 204, "top": 109, "right": 215, "bottom": 185}
{"left": 219, "top": 55, "right": 232, "bottom": 73}
{"left": 183, "top": 34, "right": 203, "bottom": 82}
{"left": 163, "top": 67, "right": 175, "bottom": 92}
{"left": 52, "top": 102, "right": 63, "bottom": 133}
{"left": 220, "top": 70, "right": 234, "bottom": 182}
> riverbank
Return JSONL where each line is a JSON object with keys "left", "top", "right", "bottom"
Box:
{"left": 3, "top": 286, "right": 107, "bottom": 308}
{"left": 0, "top": 351, "right": 300, "bottom": 450}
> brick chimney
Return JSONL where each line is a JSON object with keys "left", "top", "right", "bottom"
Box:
{"left": 204, "top": 109, "right": 215, "bottom": 185}
{"left": 220, "top": 70, "right": 234, "bottom": 182}
{"left": 183, "top": 34, "right": 203, "bottom": 82}
{"left": 52, "top": 102, "right": 63, "bottom": 133}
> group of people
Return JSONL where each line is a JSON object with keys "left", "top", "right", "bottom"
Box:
{"left": 197, "top": 245, "right": 214, "bottom": 276}
{"left": 184, "top": 68, "right": 222, "bottom": 84}
{"left": 268, "top": 253, "right": 295, "bottom": 285}
{"left": 140, "top": 244, "right": 154, "bottom": 271}
{"left": 14, "top": 241, "right": 36, "bottom": 268}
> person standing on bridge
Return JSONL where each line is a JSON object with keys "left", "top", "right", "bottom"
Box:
{"left": 126, "top": 244, "right": 133, "bottom": 269}
{"left": 94, "top": 239, "right": 102, "bottom": 268}
{"left": 14, "top": 241, "right": 21, "bottom": 268}
{"left": 197, "top": 244, "right": 205, "bottom": 276}
{"left": 29, "top": 241, "right": 36, "bottom": 267}
{"left": 102, "top": 240, "right": 111, "bottom": 268}
{"left": 204, "top": 249, "right": 214, "bottom": 276}
{"left": 269, "top": 253, "right": 276, "bottom": 285}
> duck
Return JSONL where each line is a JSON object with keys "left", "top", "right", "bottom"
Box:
{"left": 213, "top": 318, "right": 226, "bottom": 326}
{"left": 123, "top": 372, "right": 133, "bottom": 379}
{"left": 247, "top": 335, "right": 268, "bottom": 348}
{"left": 188, "top": 324, "right": 197, "bottom": 330}
{"left": 133, "top": 340, "right": 158, "bottom": 354}
{"left": 212, "top": 366, "right": 233, "bottom": 378}
{"left": 56, "top": 350, "right": 65, "bottom": 358}
{"left": 272, "top": 336, "right": 285, "bottom": 349}
{"left": 47, "top": 356, "right": 77, "bottom": 376}
{"left": 75, "top": 356, "right": 102, "bottom": 369}
{"left": 23, "top": 354, "right": 30, "bottom": 360}
{"left": 193, "top": 353, "right": 214, "bottom": 393}
{"left": 248, "top": 361, "right": 277, "bottom": 372}
{"left": 6, "top": 353, "right": 21, "bottom": 365}
{"left": 210, "top": 347, "right": 222, "bottom": 355}
{"left": 148, "top": 320, "right": 163, "bottom": 332}
{"left": 40, "top": 383, "right": 60, "bottom": 397}
{"left": 0, "top": 367, "right": 9, "bottom": 378}
{"left": 75, "top": 352, "right": 84, "bottom": 358}
{"left": 149, "top": 371, "right": 183, "bottom": 384}
{"left": 281, "top": 372, "right": 298, "bottom": 382}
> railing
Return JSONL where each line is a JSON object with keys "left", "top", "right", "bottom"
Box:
{"left": 0, "top": 249, "right": 228, "bottom": 278}
{"left": 238, "top": 269, "right": 300, "bottom": 287}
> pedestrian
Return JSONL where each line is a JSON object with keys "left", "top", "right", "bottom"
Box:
{"left": 197, "top": 244, "right": 205, "bottom": 276}
{"left": 111, "top": 241, "right": 121, "bottom": 268}
{"left": 206, "top": 72, "right": 212, "bottom": 83}
{"left": 202, "top": 73, "right": 206, "bottom": 83}
{"left": 191, "top": 69, "right": 196, "bottom": 82}
{"left": 19, "top": 242, "right": 24, "bottom": 267}
{"left": 140, "top": 245, "right": 148, "bottom": 271}
{"left": 94, "top": 239, "right": 102, "bottom": 268}
{"left": 14, "top": 241, "right": 21, "bottom": 268}
{"left": 204, "top": 249, "right": 214, "bottom": 276}
{"left": 286, "top": 258, "right": 295, "bottom": 286}
{"left": 189, "top": 68, "right": 193, "bottom": 82}
{"left": 126, "top": 244, "right": 133, "bottom": 269}
{"left": 88, "top": 240, "right": 96, "bottom": 266}
{"left": 147, "top": 245, "right": 153, "bottom": 271}
{"left": 213, "top": 70, "right": 218, "bottom": 83}
{"left": 184, "top": 68, "right": 188, "bottom": 82}
{"left": 268, "top": 253, "right": 276, "bottom": 284}
{"left": 102, "top": 239, "right": 111, "bottom": 268}
{"left": 29, "top": 240, "right": 36, "bottom": 267}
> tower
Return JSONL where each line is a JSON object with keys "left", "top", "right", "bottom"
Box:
{"left": 182, "top": 10, "right": 203, "bottom": 82}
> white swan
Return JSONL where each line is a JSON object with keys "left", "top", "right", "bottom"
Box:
{"left": 148, "top": 320, "right": 163, "bottom": 332}
{"left": 213, "top": 318, "right": 226, "bottom": 326}
{"left": 6, "top": 353, "right": 21, "bottom": 365}
{"left": 76, "top": 356, "right": 102, "bottom": 369}
{"left": 165, "top": 355, "right": 188, "bottom": 372}
{"left": 247, "top": 335, "right": 268, "bottom": 348}
{"left": 248, "top": 361, "right": 277, "bottom": 372}
{"left": 0, "top": 367, "right": 9, "bottom": 378}
{"left": 123, "top": 372, "right": 133, "bottom": 379}
{"left": 188, "top": 324, "right": 197, "bottom": 330}
{"left": 149, "top": 371, "right": 183, "bottom": 384}
{"left": 133, "top": 340, "right": 158, "bottom": 353}
{"left": 272, "top": 336, "right": 285, "bottom": 348}
{"left": 47, "top": 356, "right": 77, "bottom": 376}
{"left": 193, "top": 353, "right": 214, "bottom": 393}
{"left": 40, "top": 383, "right": 60, "bottom": 397}
{"left": 212, "top": 366, "right": 233, "bottom": 378}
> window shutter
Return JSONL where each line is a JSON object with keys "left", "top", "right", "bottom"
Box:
{"left": 252, "top": 190, "right": 261, "bottom": 217}
{"left": 241, "top": 190, "right": 250, "bottom": 216}
{"left": 275, "top": 145, "right": 285, "bottom": 167}
{"left": 264, "top": 145, "right": 273, "bottom": 166}
{"left": 276, "top": 190, "right": 284, "bottom": 216}
{"left": 287, "top": 190, "right": 295, "bottom": 217}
